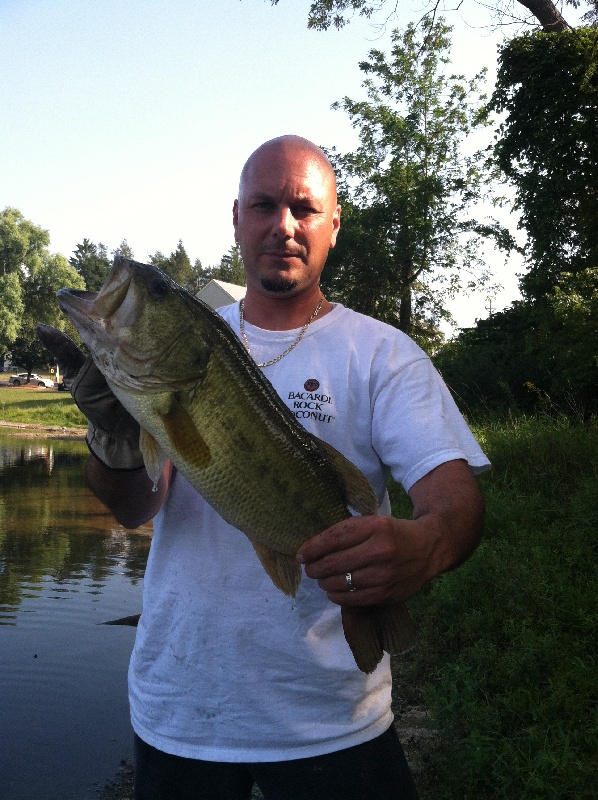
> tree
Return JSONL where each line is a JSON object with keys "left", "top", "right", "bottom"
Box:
{"left": 269, "top": 0, "right": 593, "bottom": 33}
{"left": 69, "top": 238, "right": 111, "bottom": 291}
{"left": 148, "top": 240, "right": 197, "bottom": 289}
{"left": 16, "top": 251, "right": 85, "bottom": 373}
{"left": 112, "top": 239, "right": 134, "bottom": 259}
{"left": 489, "top": 28, "right": 598, "bottom": 299}
{"left": 0, "top": 207, "right": 84, "bottom": 370}
{"left": 435, "top": 268, "right": 598, "bottom": 415}
{"left": 0, "top": 272, "right": 24, "bottom": 361}
{"left": 321, "top": 19, "right": 514, "bottom": 343}
{"left": 0, "top": 207, "right": 49, "bottom": 359}
{"left": 187, "top": 258, "right": 207, "bottom": 295}
{"left": 208, "top": 244, "right": 246, "bottom": 286}
{"left": 192, "top": 245, "right": 246, "bottom": 293}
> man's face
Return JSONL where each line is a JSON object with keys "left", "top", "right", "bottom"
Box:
{"left": 233, "top": 144, "right": 341, "bottom": 298}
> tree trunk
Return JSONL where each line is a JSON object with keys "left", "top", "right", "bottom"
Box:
{"left": 516, "top": 0, "right": 570, "bottom": 31}
{"left": 398, "top": 257, "right": 413, "bottom": 333}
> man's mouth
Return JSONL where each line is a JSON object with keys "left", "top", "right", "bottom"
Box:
{"left": 262, "top": 249, "right": 303, "bottom": 260}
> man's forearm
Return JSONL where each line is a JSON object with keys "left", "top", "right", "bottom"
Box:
{"left": 409, "top": 459, "right": 485, "bottom": 581}
{"left": 85, "top": 454, "right": 171, "bottom": 529}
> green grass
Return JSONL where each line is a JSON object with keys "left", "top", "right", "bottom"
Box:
{"left": 0, "top": 386, "right": 87, "bottom": 428}
{"left": 2, "top": 393, "right": 595, "bottom": 796}
{"left": 392, "top": 415, "right": 597, "bottom": 799}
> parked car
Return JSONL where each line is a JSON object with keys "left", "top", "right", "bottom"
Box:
{"left": 8, "top": 373, "right": 55, "bottom": 388}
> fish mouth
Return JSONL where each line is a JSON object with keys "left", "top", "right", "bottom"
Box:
{"left": 57, "top": 256, "right": 135, "bottom": 337}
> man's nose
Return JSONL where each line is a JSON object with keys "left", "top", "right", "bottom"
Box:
{"left": 272, "top": 207, "right": 295, "bottom": 238}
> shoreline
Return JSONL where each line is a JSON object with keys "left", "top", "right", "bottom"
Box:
{"left": 0, "top": 420, "right": 86, "bottom": 440}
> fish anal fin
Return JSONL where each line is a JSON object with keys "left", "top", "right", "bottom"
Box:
{"left": 251, "top": 540, "right": 302, "bottom": 597}
{"left": 140, "top": 428, "right": 167, "bottom": 486}
{"left": 341, "top": 602, "right": 417, "bottom": 674}
{"left": 314, "top": 437, "right": 378, "bottom": 516}
{"left": 159, "top": 399, "right": 211, "bottom": 470}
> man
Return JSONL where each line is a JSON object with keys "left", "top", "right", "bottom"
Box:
{"left": 46, "top": 135, "right": 489, "bottom": 799}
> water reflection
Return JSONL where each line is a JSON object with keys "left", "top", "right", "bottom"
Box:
{"left": 0, "top": 433, "right": 151, "bottom": 800}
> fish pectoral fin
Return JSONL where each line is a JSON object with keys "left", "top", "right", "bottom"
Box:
{"left": 158, "top": 399, "right": 212, "bottom": 470}
{"left": 140, "top": 428, "right": 167, "bottom": 486}
{"left": 313, "top": 438, "right": 378, "bottom": 516}
{"left": 341, "top": 602, "right": 417, "bottom": 674}
{"left": 251, "top": 541, "right": 302, "bottom": 597}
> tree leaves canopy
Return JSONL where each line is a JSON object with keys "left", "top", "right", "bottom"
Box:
{"left": 0, "top": 207, "right": 84, "bottom": 367}
{"left": 69, "top": 238, "right": 111, "bottom": 291}
{"left": 321, "top": 18, "right": 514, "bottom": 346}
{"left": 269, "top": 0, "right": 585, "bottom": 31}
{"left": 490, "top": 28, "right": 598, "bottom": 299}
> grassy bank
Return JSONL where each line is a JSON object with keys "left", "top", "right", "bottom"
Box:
{"left": 392, "top": 414, "right": 597, "bottom": 799}
{"left": 0, "top": 387, "right": 87, "bottom": 429}
{"left": 2, "top": 395, "right": 595, "bottom": 797}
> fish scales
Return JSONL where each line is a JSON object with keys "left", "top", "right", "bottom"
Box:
{"left": 55, "top": 256, "right": 417, "bottom": 672}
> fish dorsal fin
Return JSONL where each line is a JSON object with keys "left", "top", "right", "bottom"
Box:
{"left": 159, "top": 398, "right": 212, "bottom": 470}
{"left": 140, "top": 428, "right": 167, "bottom": 486}
{"left": 314, "top": 438, "right": 378, "bottom": 516}
{"left": 251, "top": 540, "right": 302, "bottom": 598}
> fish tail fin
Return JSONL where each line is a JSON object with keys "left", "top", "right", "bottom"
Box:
{"left": 373, "top": 602, "right": 418, "bottom": 656}
{"left": 341, "top": 603, "right": 417, "bottom": 674}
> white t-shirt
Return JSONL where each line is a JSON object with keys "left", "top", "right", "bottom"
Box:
{"left": 128, "top": 303, "right": 489, "bottom": 762}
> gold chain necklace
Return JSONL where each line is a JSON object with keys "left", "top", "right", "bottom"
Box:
{"left": 239, "top": 296, "right": 324, "bottom": 368}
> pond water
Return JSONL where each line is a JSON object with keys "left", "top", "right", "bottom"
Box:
{"left": 0, "top": 433, "right": 152, "bottom": 800}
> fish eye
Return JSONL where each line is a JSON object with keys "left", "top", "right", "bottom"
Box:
{"left": 149, "top": 278, "right": 169, "bottom": 299}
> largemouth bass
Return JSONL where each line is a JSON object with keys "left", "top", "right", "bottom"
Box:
{"left": 55, "top": 256, "right": 416, "bottom": 673}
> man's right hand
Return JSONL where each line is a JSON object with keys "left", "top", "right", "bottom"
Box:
{"left": 36, "top": 325, "right": 144, "bottom": 471}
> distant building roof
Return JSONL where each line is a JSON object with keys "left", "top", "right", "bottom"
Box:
{"left": 197, "top": 279, "right": 246, "bottom": 310}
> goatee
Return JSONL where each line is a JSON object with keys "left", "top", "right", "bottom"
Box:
{"left": 261, "top": 277, "right": 298, "bottom": 293}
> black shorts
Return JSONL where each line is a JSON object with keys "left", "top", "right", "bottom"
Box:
{"left": 133, "top": 725, "right": 419, "bottom": 800}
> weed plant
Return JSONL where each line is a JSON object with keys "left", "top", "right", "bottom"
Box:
{"left": 0, "top": 387, "right": 86, "bottom": 428}
{"left": 391, "top": 415, "right": 597, "bottom": 799}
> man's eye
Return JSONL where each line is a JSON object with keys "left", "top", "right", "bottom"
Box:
{"left": 253, "top": 201, "right": 274, "bottom": 211}
{"left": 292, "top": 205, "right": 316, "bottom": 218}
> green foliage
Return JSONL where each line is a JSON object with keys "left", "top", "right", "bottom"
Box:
{"left": 0, "top": 206, "right": 49, "bottom": 277}
{"left": 148, "top": 240, "right": 202, "bottom": 291}
{"left": 69, "top": 238, "right": 111, "bottom": 291}
{"left": 112, "top": 238, "right": 134, "bottom": 259}
{"left": 393, "top": 415, "right": 597, "bottom": 799}
{"left": 203, "top": 244, "right": 245, "bottom": 287}
{"left": 321, "top": 19, "right": 514, "bottom": 343}
{"left": 0, "top": 272, "right": 24, "bottom": 351}
{"left": 490, "top": 28, "right": 598, "bottom": 299}
{"left": 0, "top": 208, "right": 84, "bottom": 368}
{"left": 435, "top": 268, "right": 598, "bottom": 415}
{"left": 269, "top": 0, "right": 581, "bottom": 31}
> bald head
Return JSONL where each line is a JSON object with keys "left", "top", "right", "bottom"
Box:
{"left": 239, "top": 135, "right": 337, "bottom": 203}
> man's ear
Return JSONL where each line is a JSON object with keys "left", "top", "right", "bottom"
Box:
{"left": 232, "top": 199, "right": 239, "bottom": 242}
{"left": 329, "top": 204, "right": 341, "bottom": 249}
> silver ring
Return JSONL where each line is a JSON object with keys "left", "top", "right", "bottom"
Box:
{"left": 345, "top": 572, "right": 357, "bottom": 592}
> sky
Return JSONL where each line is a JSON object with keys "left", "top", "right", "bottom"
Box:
{"left": 1, "top": 0, "right": 528, "bottom": 332}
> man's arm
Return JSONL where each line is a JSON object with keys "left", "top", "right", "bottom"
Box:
{"left": 86, "top": 455, "right": 172, "bottom": 529}
{"left": 297, "top": 459, "right": 484, "bottom": 606}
